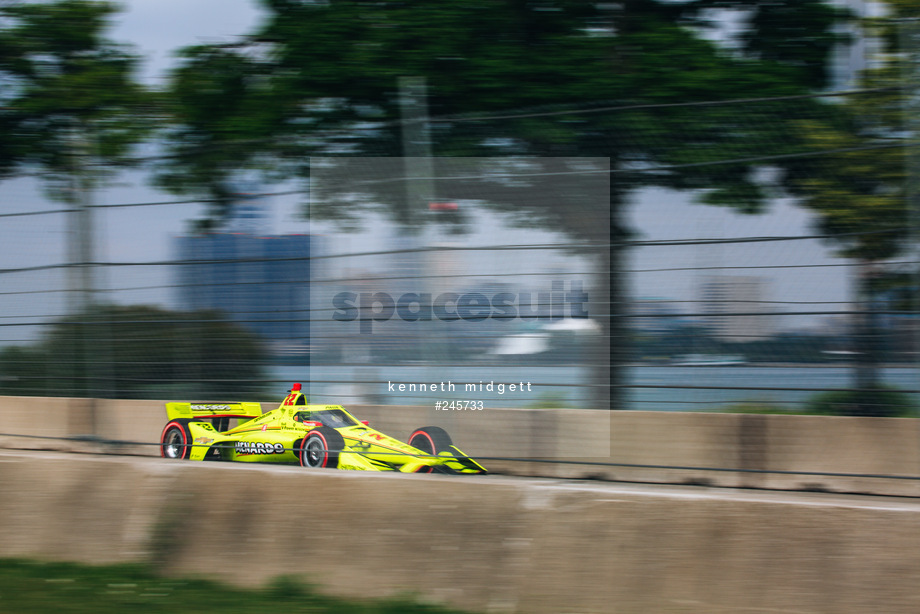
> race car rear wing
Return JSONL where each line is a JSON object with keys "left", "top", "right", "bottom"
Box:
{"left": 165, "top": 401, "right": 263, "bottom": 421}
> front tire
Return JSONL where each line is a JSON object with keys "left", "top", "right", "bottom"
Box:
{"left": 299, "top": 427, "right": 344, "bottom": 469}
{"left": 161, "top": 419, "right": 193, "bottom": 459}
{"left": 408, "top": 426, "right": 453, "bottom": 456}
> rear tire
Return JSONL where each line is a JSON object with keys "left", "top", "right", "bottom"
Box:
{"left": 299, "top": 427, "right": 344, "bottom": 469}
{"left": 161, "top": 419, "right": 193, "bottom": 459}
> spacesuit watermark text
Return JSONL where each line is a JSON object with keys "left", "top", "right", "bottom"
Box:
{"left": 332, "top": 280, "right": 588, "bottom": 334}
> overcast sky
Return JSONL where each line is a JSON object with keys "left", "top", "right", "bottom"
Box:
{"left": 112, "top": 0, "right": 266, "bottom": 85}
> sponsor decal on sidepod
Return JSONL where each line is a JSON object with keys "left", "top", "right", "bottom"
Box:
{"left": 236, "top": 441, "right": 286, "bottom": 455}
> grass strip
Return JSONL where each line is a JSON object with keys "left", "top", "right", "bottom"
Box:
{"left": 0, "top": 559, "right": 471, "bottom": 614}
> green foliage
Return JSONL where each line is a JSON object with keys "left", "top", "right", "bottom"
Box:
{"left": 777, "top": 6, "right": 919, "bottom": 410}
{"left": 731, "top": 0, "right": 853, "bottom": 90}
{"left": 719, "top": 392, "right": 919, "bottom": 417}
{"left": 803, "top": 387, "right": 918, "bottom": 418}
{"left": 0, "top": 0, "right": 153, "bottom": 194}
{"left": 0, "top": 304, "right": 266, "bottom": 399}
{"left": 786, "top": 114, "right": 909, "bottom": 261}
{"left": 778, "top": 3, "right": 914, "bottom": 263}
{"left": 154, "top": 45, "right": 287, "bottom": 230}
{"left": 0, "top": 559, "right": 470, "bottom": 613}
{"left": 156, "top": 0, "right": 853, "bottom": 227}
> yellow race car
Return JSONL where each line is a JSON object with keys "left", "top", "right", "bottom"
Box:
{"left": 159, "top": 383, "right": 486, "bottom": 474}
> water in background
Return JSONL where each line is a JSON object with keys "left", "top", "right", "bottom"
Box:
{"left": 627, "top": 365, "right": 920, "bottom": 412}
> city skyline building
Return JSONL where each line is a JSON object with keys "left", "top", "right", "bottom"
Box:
{"left": 175, "top": 231, "right": 313, "bottom": 355}
{"left": 697, "top": 275, "right": 775, "bottom": 343}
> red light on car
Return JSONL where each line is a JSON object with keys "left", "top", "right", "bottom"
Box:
{"left": 428, "top": 202, "right": 458, "bottom": 211}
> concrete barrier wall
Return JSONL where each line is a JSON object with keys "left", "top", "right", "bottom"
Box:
{"left": 0, "top": 395, "right": 918, "bottom": 496}
{"left": 1, "top": 451, "right": 919, "bottom": 613}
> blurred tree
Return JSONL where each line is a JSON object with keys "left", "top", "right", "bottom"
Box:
{"left": 159, "top": 0, "right": 853, "bottom": 409}
{"left": 778, "top": 1, "right": 919, "bottom": 415}
{"left": 715, "top": 3, "right": 918, "bottom": 417}
{"left": 695, "top": 0, "right": 850, "bottom": 90}
{"left": 786, "top": 111, "right": 905, "bottom": 412}
{"left": 1, "top": 1, "right": 155, "bottom": 401}
{"left": 0, "top": 305, "right": 267, "bottom": 399}
{"left": 0, "top": 0, "right": 152, "bottom": 192}
{"left": 153, "top": 45, "right": 288, "bottom": 231}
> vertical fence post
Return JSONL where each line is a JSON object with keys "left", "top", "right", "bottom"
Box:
{"left": 67, "top": 126, "right": 97, "bottom": 434}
